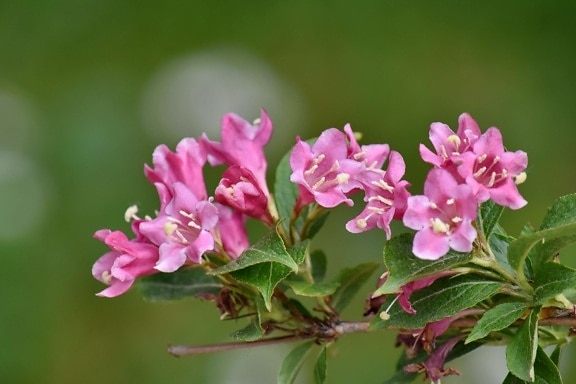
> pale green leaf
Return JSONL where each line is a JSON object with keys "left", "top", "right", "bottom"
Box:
{"left": 278, "top": 341, "right": 315, "bottom": 384}
{"left": 138, "top": 268, "right": 221, "bottom": 302}
{"left": 506, "top": 307, "right": 539, "bottom": 382}
{"left": 466, "top": 302, "right": 528, "bottom": 344}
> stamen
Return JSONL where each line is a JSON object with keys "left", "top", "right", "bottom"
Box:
{"left": 367, "top": 206, "right": 385, "bottom": 214}
{"left": 477, "top": 153, "right": 487, "bottom": 163}
{"left": 487, "top": 172, "right": 497, "bottom": 188}
{"left": 252, "top": 117, "right": 261, "bottom": 126}
{"left": 446, "top": 198, "right": 455, "bottom": 205}
{"left": 356, "top": 218, "right": 368, "bottom": 229}
{"left": 515, "top": 172, "right": 527, "bottom": 185}
{"left": 187, "top": 220, "right": 201, "bottom": 230}
{"left": 440, "top": 144, "right": 448, "bottom": 159}
{"left": 304, "top": 163, "right": 318, "bottom": 176}
{"left": 429, "top": 202, "right": 438, "bottom": 210}
{"left": 452, "top": 216, "right": 463, "bottom": 223}
{"left": 431, "top": 218, "right": 450, "bottom": 234}
{"left": 101, "top": 271, "right": 113, "bottom": 285}
{"left": 336, "top": 173, "right": 350, "bottom": 185}
{"left": 369, "top": 195, "right": 393, "bottom": 206}
{"left": 312, "top": 176, "right": 327, "bottom": 190}
{"left": 164, "top": 222, "right": 178, "bottom": 236}
{"left": 124, "top": 205, "right": 139, "bottom": 222}
{"left": 353, "top": 150, "right": 367, "bottom": 160}
{"left": 473, "top": 166, "right": 487, "bottom": 179}
{"left": 446, "top": 134, "right": 461, "bottom": 148}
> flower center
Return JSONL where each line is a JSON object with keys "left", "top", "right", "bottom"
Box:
{"left": 472, "top": 154, "right": 508, "bottom": 188}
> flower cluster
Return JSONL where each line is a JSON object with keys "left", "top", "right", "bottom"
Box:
{"left": 92, "top": 110, "right": 276, "bottom": 297}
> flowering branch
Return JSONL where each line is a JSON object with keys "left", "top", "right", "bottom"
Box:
{"left": 92, "top": 110, "right": 576, "bottom": 384}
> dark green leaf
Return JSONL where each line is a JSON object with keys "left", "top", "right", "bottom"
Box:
{"left": 330, "top": 262, "right": 380, "bottom": 312}
{"left": 286, "top": 240, "right": 309, "bottom": 266}
{"left": 231, "top": 296, "right": 265, "bottom": 341}
{"left": 534, "top": 262, "right": 576, "bottom": 304}
{"left": 373, "top": 275, "right": 503, "bottom": 330}
{"left": 278, "top": 341, "right": 315, "bottom": 384}
{"left": 310, "top": 249, "right": 327, "bottom": 282}
{"left": 230, "top": 261, "right": 292, "bottom": 311}
{"left": 490, "top": 228, "right": 515, "bottom": 272}
{"left": 534, "top": 346, "right": 563, "bottom": 384}
{"left": 550, "top": 345, "right": 561, "bottom": 366}
{"left": 285, "top": 280, "right": 340, "bottom": 297}
{"left": 274, "top": 147, "right": 300, "bottom": 234}
{"left": 466, "top": 302, "right": 528, "bottom": 344}
{"left": 480, "top": 200, "right": 505, "bottom": 239}
{"left": 374, "top": 233, "right": 472, "bottom": 297}
{"left": 138, "top": 268, "right": 221, "bottom": 302}
{"left": 506, "top": 307, "right": 540, "bottom": 382}
{"left": 209, "top": 227, "right": 298, "bottom": 275}
{"left": 530, "top": 194, "right": 576, "bottom": 270}
{"left": 313, "top": 346, "right": 327, "bottom": 384}
{"left": 507, "top": 221, "right": 576, "bottom": 280}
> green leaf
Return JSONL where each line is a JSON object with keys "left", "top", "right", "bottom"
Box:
{"left": 228, "top": 240, "right": 309, "bottom": 311}
{"left": 313, "top": 346, "right": 327, "bottom": 384}
{"left": 209, "top": 227, "right": 298, "bottom": 275}
{"left": 373, "top": 275, "right": 503, "bottom": 330}
{"left": 285, "top": 280, "right": 340, "bottom": 297}
{"left": 534, "top": 346, "right": 563, "bottom": 384}
{"left": 374, "top": 233, "right": 472, "bottom": 297}
{"left": 278, "top": 341, "right": 315, "bottom": 384}
{"left": 502, "top": 372, "right": 526, "bottom": 384}
{"left": 466, "top": 302, "right": 528, "bottom": 344}
{"left": 230, "top": 261, "right": 292, "bottom": 312}
{"left": 138, "top": 268, "right": 222, "bottom": 301}
{"left": 231, "top": 296, "right": 266, "bottom": 341}
{"left": 534, "top": 262, "right": 576, "bottom": 304}
{"left": 274, "top": 147, "right": 300, "bottom": 234}
{"left": 480, "top": 200, "right": 505, "bottom": 239}
{"left": 506, "top": 307, "right": 540, "bottom": 382}
{"left": 310, "top": 249, "right": 327, "bottom": 282}
{"left": 530, "top": 194, "right": 576, "bottom": 270}
{"left": 330, "top": 262, "right": 380, "bottom": 312}
{"left": 550, "top": 345, "right": 562, "bottom": 366}
{"left": 507, "top": 221, "right": 576, "bottom": 280}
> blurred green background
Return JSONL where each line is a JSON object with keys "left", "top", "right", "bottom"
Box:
{"left": 2, "top": 1, "right": 576, "bottom": 383}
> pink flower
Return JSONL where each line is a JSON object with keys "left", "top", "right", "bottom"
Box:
{"left": 215, "top": 165, "right": 274, "bottom": 226}
{"left": 458, "top": 127, "right": 528, "bottom": 209}
{"left": 290, "top": 128, "right": 364, "bottom": 209}
{"left": 403, "top": 169, "right": 478, "bottom": 260}
{"left": 404, "top": 337, "right": 461, "bottom": 384}
{"left": 215, "top": 204, "right": 250, "bottom": 259}
{"left": 200, "top": 110, "right": 272, "bottom": 196}
{"left": 346, "top": 151, "right": 411, "bottom": 238}
{"left": 145, "top": 138, "right": 208, "bottom": 207}
{"left": 419, "top": 113, "right": 482, "bottom": 179}
{"left": 139, "top": 183, "right": 219, "bottom": 272}
{"left": 344, "top": 124, "right": 390, "bottom": 169}
{"left": 92, "top": 228, "right": 159, "bottom": 297}
{"left": 397, "top": 271, "right": 456, "bottom": 314}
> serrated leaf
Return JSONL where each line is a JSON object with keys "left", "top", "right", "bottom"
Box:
{"left": 313, "top": 346, "right": 327, "bottom": 384}
{"left": 230, "top": 296, "right": 265, "bottom": 341}
{"left": 274, "top": 147, "right": 300, "bottom": 235}
{"left": 466, "top": 302, "right": 528, "bottom": 344}
{"left": 534, "top": 262, "right": 576, "bottom": 304}
{"left": 534, "top": 346, "right": 563, "bottom": 384}
{"left": 480, "top": 200, "right": 505, "bottom": 239}
{"left": 230, "top": 262, "right": 292, "bottom": 311}
{"left": 530, "top": 194, "right": 576, "bottom": 270}
{"left": 373, "top": 275, "right": 503, "bottom": 330}
{"left": 374, "top": 233, "right": 472, "bottom": 297}
{"left": 331, "top": 262, "right": 379, "bottom": 312}
{"left": 138, "top": 268, "right": 222, "bottom": 301}
{"left": 506, "top": 307, "right": 539, "bottom": 382}
{"left": 278, "top": 341, "right": 315, "bottom": 384}
{"left": 310, "top": 249, "right": 327, "bottom": 282}
{"left": 285, "top": 280, "right": 340, "bottom": 297}
{"left": 209, "top": 226, "right": 298, "bottom": 275}
{"left": 507, "top": 221, "right": 576, "bottom": 280}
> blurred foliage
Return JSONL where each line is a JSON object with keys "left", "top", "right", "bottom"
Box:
{"left": 1, "top": 1, "right": 576, "bottom": 383}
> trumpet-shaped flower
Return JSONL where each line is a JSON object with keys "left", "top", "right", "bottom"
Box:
{"left": 145, "top": 138, "right": 208, "bottom": 207}
{"left": 92, "top": 228, "right": 159, "bottom": 297}
{"left": 403, "top": 169, "right": 478, "bottom": 260}
{"left": 139, "top": 182, "right": 219, "bottom": 272}
{"left": 419, "top": 113, "right": 482, "bottom": 178}
{"left": 346, "top": 151, "right": 411, "bottom": 238}
{"left": 290, "top": 128, "right": 364, "bottom": 209}
{"left": 458, "top": 127, "right": 528, "bottom": 209}
{"left": 215, "top": 165, "right": 273, "bottom": 225}
{"left": 201, "top": 109, "right": 272, "bottom": 196}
